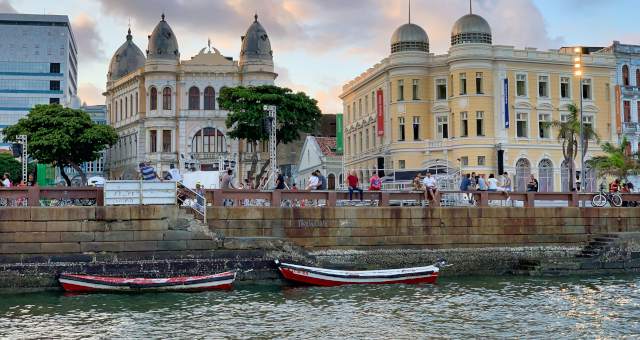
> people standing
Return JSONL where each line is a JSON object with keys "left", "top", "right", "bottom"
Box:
{"left": 527, "top": 174, "right": 539, "bottom": 192}
{"left": 422, "top": 172, "right": 438, "bottom": 202}
{"left": 369, "top": 172, "right": 382, "bottom": 191}
{"left": 275, "top": 170, "right": 286, "bottom": 190}
{"left": 139, "top": 162, "right": 160, "bottom": 181}
{"left": 347, "top": 170, "right": 363, "bottom": 201}
{"left": 221, "top": 169, "right": 236, "bottom": 189}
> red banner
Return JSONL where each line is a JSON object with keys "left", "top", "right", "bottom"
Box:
{"left": 376, "top": 89, "right": 384, "bottom": 136}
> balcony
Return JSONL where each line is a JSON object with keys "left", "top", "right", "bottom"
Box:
{"left": 192, "top": 152, "right": 229, "bottom": 161}
{"left": 621, "top": 86, "right": 640, "bottom": 97}
{"left": 622, "top": 122, "right": 640, "bottom": 134}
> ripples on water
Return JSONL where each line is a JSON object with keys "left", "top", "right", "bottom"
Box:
{"left": 1, "top": 276, "right": 639, "bottom": 339}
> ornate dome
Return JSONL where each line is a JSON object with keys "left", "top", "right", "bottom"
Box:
{"left": 239, "top": 14, "right": 273, "bottom": 65}
{"left": 108, "top": 28, "right": 146, "bottom": 81}
{"left": 390, "top": 23, "right": 429, "bottom": 53}
{"left": 146, "top": 13, "right": 179, "bottom": 60}
{"left": 451, "top": 14, "right": 492, "bottom": 45}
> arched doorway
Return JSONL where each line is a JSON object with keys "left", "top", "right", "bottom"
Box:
{"left": 538, "top": 159, "right": 553, "bottom": 192}
{"left": 328, "top": 173, "right": 336, "bottom": 190}
{"left": 561, "top": 159, "right": 571, "bottom": 192}
{"left": 515, "top": 158, "right": 531, "bottom": 191}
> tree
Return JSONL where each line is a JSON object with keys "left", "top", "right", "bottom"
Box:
{"left": 218, "top": 85, "right": 322, "bottom": 183}
{"left": 587, "top": 137, "right": 640, "bottom": 182}
{"left": 0, "top": 153, "right": 21, "bottom": 183}
{"left": 545, "top": 103, "right": 599, "bottom": 191}
{"left": 3, "top": 104, "right": 117, "bottom": 186}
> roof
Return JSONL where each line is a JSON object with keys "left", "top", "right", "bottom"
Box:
{"left": 109, "top": 29, "right": 146, "bottom": 80}
{"left": 147, "top": 14, "right": 179, "bottom": 61}
{"left": 315, "top": 136, "right": 338, "bottom": 157}
{"left": 239, "top": 14, "right": 273, "bottom": 65}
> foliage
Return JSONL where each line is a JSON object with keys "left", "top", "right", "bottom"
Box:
{"left": 3, "top": 104, "right": 118, "bottom": 185}
{"left": 0, "top": 153, "right": 21, "bottom": 183}
{"left": 587, "top": 137, "right": 640, "bottom": 181}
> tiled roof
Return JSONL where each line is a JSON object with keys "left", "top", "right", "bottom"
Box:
{"left": 314, "top": 136, "right": 338, "bottom": 157}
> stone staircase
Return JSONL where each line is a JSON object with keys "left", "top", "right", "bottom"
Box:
{"left": 575, "top": 234, "right": 621, "bottom": 259}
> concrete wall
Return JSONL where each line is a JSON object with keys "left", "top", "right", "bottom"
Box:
{"left": 208, "top": 207, "right": 640, "bottom": 249}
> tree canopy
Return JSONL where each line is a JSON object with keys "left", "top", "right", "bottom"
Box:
{"left": 219, "top": 85, "right": 322, "bottom": 145}
{"left": 3, "top": 104, "right": 117, "bottom": 185}
{"left": 588, "top": 137, "right": 640, "bottom": 181}
{"left": 0, "top": 153, "right": 22, "bottom": 183}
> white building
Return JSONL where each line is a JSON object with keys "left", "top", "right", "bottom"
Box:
{"left": 297, "top": 136, "right": 343, "bottom": 189}
{"left": 0, "top": 14, "right": 78, "bottom": 129}
{"left": 104, "top": 14, "right": 276, "bottom": 179}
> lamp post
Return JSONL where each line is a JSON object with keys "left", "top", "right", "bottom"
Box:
{"left": 574, "top": 47, "right": 585, "bottom": 192}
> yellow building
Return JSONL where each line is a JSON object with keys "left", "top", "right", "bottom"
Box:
{"left": 340, "top": 10, "right": 617, "bottom": 192}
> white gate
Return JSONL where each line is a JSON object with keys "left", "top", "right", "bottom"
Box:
{"left": 104, "top": 181, "right": 177, "bottom": 205}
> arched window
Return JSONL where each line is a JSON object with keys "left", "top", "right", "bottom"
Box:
{"left": 162, "top": 87, "right": 172, "bottom": 110}
{"left": 130, "top": 94, "right": 133, "bottom": 116}
{"left": 623, "top": 65, "right": 630, "bottom": 86}
{"left": 538, "top": 159, "right": 553, "bottom": 192}
{"left": 515, "top": 158, "right": 531, "bottom": 192}
{"left": 119, "top": 99, "right": 123, "bottom": 121}
{"left": 328, "top": 174, "right": 336, "bottom": 190}
{"left": 204, "top": 86, "right": 215, "bottom": 110}
{"left": 191, "top": 127, "right": 226, "bottom": 153}
{"left": 135, "top": 92, "right": 138, "bottom": 115}
{"left": 561, "top": 159, "right": 571, "bottom": 192}
{"left": 188, "top": 86, "right": 200, "bottom": 110}
{"left": 124, "top": 97, "right": 128, "bottom": 118}
{"left": 150, "top": 87, "right": 157, "bottom": 110}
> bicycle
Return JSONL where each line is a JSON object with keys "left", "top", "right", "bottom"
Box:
{"left": 591, "top": 190, "right": 623, "bottom": 207}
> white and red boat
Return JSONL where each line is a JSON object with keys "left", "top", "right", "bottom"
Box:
{"left": 275, "top": 260, "right": 445, "bottom": 286}
{"left": 58, "top": 271, "right": 236, "bottom": 293}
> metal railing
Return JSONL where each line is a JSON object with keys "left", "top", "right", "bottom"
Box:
{"left": 176, "top": 183, "right": 207, "bottom": 222}
{"left": 0, "top": 187, "right": 103, "bottom": 207}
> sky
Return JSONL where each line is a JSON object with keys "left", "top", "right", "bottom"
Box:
{"left": 1, "top": 0, "right": 638, "bottom": 113}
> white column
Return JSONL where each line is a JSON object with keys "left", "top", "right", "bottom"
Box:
{"left": 633, "top": 100, "right": 639, "bottom": 123}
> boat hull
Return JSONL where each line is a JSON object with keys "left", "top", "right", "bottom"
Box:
{"left": 277, "top": 262, "right": 439, "bottom": 286}
{"left": 59, "top": 272, "right": 236, "bottom": 293}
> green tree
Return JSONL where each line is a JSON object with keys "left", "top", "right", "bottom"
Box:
{"left": 3, "top": 104, "right": 117, "bottom": 186}
{"left": 219, "top": 85, "right": 322, "bottom": 183}
{"left": 545, "top": 103, "right": 599, "bottom": 191}
{"left": 0, "top": 153, "right": 21, "bottom": 184}
{"left": 587, "top": 137, "right": 640, "bottom": 182}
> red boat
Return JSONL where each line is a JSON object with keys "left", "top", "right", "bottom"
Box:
{"left": 275, "top": 260, "right": 445, "bottom": 286}
{"left": 59, "top": 271, "right": 236, "bottom": 293}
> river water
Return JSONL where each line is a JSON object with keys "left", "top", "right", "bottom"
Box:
{"left": 1, "top": 275, "right": 639, "bottom": 339}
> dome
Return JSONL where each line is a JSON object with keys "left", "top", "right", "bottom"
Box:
{"left": 146, "top": 13, "right": 179, "bottom": 60}
{"left": 108, "top": 28, "right": 146, "bottom": 80}
{"left": 451, "top": 14, "right": 492, "bottom": 45}
{"left": 239, "top": 14, "right": 273, "bottom": 65}
{"left": 390, "top": 23, "right": 429, "bottom": 53}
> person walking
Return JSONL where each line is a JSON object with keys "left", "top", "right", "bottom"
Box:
{"left": 527, "top": 174, "right": 539, "bottom": 192}
{"left": 347, "top": 170, "right": 363, "bottom": 201}
{"left": 139, "top": 162, "right": 160, "bottom": 181}
{"left": 369, "top": 172, "right": 382, "bottom": 191}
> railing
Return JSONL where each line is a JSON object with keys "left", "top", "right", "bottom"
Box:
{"left": 623, "top": 122, "right": 640, "bottom": 133}
{"left": 205, "top": 189, "right": 640, "bottom": 208}
{"left": 0, "top": 187, "right": 103, "bottom": 207}
{"left": 177, "top": 183, "right": 206, "bottom": 222}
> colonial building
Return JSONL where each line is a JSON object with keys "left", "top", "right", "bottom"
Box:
{"left": 104, "top": 14, "right": 276, "bottom": 179}
{"left": 297, "top": 136, "right": 342, "bottom": 190}
{"left": 340, "top": 8, "right": 617, "bottom": 192}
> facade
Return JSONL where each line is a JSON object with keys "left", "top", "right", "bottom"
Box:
{"left": 340, "top": 9, "right": 617, "bottom": 192}
{"left": 104, "top": 14, "right": 275, "bottom": 180}
{"left": 0, "top": 14, "right": 78, "bottom": 129}
{"left": 297, "top": 136, "right": 343, "bottom": 189}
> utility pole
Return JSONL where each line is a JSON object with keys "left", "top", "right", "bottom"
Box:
{"left": 263, "top": 105, "right": 277, "bottom": 188}
{"left": 16, "top": 135, "right": 27, "bottom": 183}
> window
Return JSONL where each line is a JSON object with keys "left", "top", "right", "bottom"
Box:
{"left": 623, "top": 65, "right": 630, "bottom": 86}
{"left": 477, "top": 156, "right": 485, "bottom": 166}
{"left": 359, "top": 99, "right": 362, "bottom": 116}
{"left": 516, "top": 113, "right": 528, "bottom": 138}
{"left": 398, "top": 80, "right": 404, "bottom": 101}
{"left": 538, "top": 75, "right": 549, "bottom": 97}
{"left": 450, "top": 74, "right": 454, "bottom": 97}
{"left": 516, "top": 73, "right": 527, "bottom": 97}
{"left": 459, "top": 73, "right": 467, "bottom": 95}
{"left": 538, "top": 113, "right": 551, "bottom": 138}
{"left": 398, "top": 117, "right": 405, "bottom": 141}
{"left": 560, "top": 76, "right": 570, "bottom": 99}
{"left": 371, "top": 91, "right": 375, "bottom": 111}
{"left": 624, "top": 101, "right": 631, "bottom": 122}
{"left": 346, "top": 105, "right": 350, "bottom": 122}
{"left": 49, "top": 63, "right": 60, "bottom": 73}
{"left": 436, "top": 79, "right": 447, "bottom": 100}
{"left": 188, "top": 86, "right": 200, "bottom": 110}
{"left": 49, "top": 80, "right": 60, "bottom": 91}
{"left": 359, "top": 132, "right": 363, "bottom": 153}
{"left": 476, "top": 111, "right": 484, "bottom": 136}
{"left": 412, "top": 79, "right": 419, "bottom": 100}
{"left": 582, "top": 79, "right": 592, "bottom": 100}
{"left": 135, "top": 93, "right": 138, "bottom": 115}
{"left": 437, "top": 116, "right": 449, "bottom": 139}
{"left": 560, "top": 113, "right": 569, "bottom": 123}
{"left": 119, "top": 99, "right": 122, "bottom": 120}
{"left": 150, "top": 87, "right": 157, "bottom": 110}
{"left": 124, "top": 97, "right": 128, "bottom": 118}
{"left": 583, "top": 115, "right": 593, "bottom": 131}
{"left": 365, "top": 128, "right": 369, "bottom": 150}
{"left": 162, "top": 130, "right": 171, "bottom": 152}
{"left": 475, "top": 72, "right": 483, "bottom": 94}
{"left": 192, "top": 128, "right": 226, "bottom": 153}
{"left": 460, "top": 156, "right": 468, "bottom": 166}
{"left": 398, "top": 160, "right": 406, "bottom": 169}
{"left": 460, "top": 112, "right": 468, "bottom": 137}
{"left": 149, "top": 130, "right": 157, "bottom": 152}
{"left": 162, "top": 87, "right": 171, "bottom": 110}
{"left": 412, "top": 116, "right": 420, "bottom": 140}
{"left": 130, "top": 94, "right": 133, "bottom": 116}
{"left": 365, "top": 95, "right": 369, "bottom": 113}
{"left": 49, "top": 97, "right": 59, "bottom": 104}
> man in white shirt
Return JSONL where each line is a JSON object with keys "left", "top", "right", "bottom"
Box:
{"left": 306, "top": 172, "right": 319, "bottom": 190}
{"left": 168, "top": 164, "right": 182, "bottom": 182}
{"left": 422, "top": 173, "right": 437, "bottom": 203}
{"left": 2, "top": 173, "right": 11, "bottom": 187}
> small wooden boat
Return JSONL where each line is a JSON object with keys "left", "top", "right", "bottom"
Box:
{"left": 59, "top": 271, "right": 236, "bottom": 293}
{"left": 275, "top": 260, "right": 445, "bottom": 286}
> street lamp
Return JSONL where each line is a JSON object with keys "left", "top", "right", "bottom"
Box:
{"left": 574, "top": 47, "right": 585, "bottom": 192}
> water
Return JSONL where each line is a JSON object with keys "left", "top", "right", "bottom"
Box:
{"left": 1, "top": 275, "right": 639, "bottom": 339}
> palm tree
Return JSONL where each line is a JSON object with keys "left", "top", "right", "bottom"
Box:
{"left": 545, "top": 103, "right": 599, "bottom": 191}
{"left": 587, "top": 137, "right": 640, "bottom": 182}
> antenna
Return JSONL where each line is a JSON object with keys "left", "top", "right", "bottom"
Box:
{"left": 408, "top": 0, "right": 411, "bottom": 23}
{"left": 469, "top": 0, "right": 472, "bottom": 14}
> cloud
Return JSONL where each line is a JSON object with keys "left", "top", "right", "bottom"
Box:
{"left": 72, "top": 13, "right": 105, "bottom": 62}
{"left": 78, "top": 82, "right": 104, "bottom": 105}
{"left": 0, "top": 0, "right": 16, "bottom": 13}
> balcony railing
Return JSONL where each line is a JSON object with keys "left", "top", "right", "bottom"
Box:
{"left": 623, "top": 122, "right": 640, "bottom": 133}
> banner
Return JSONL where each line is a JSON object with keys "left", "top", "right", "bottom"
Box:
{"left": 615, "top": 85, "right": 621, "bottom": 134}
{"left": 376, "top": 89, "right": 384, "bottom": 136}
{"left": 503, "top": 78, "right": 509, "bottom": 129}
{"left": 335, "top": 113, "right": 343, "bottom": 154}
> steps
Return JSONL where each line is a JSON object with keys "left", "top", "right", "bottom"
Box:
{"left": 576, "top": 234, "right": 620, "bottom": 259}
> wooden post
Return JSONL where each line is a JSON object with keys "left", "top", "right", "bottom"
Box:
{"left": 327, "top": 191, "right": 336, "bottom": 207}
{"left": 27, "top": 186, "right": 39, "bottom": 207}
